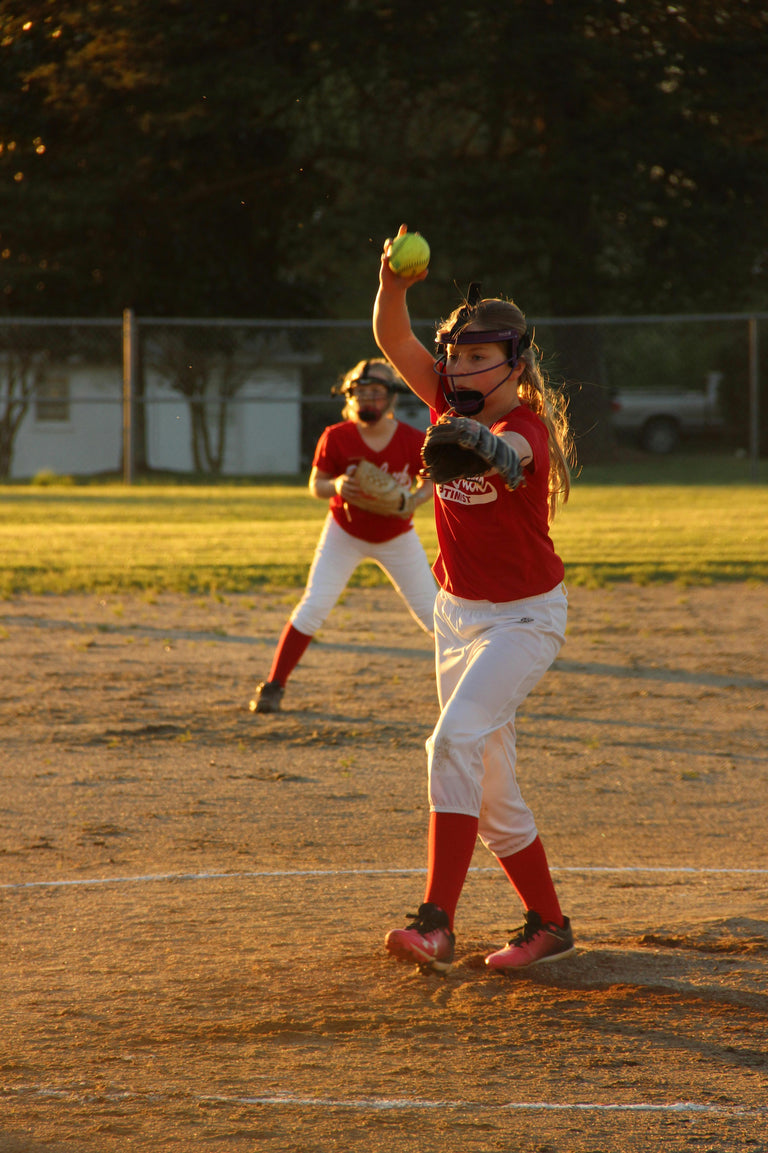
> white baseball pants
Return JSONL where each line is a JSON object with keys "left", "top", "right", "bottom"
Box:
{"left": 427, "top": 583, "right": 568, "bottom": 858}
{"left": 290, "top": 513, "right": 437, "bottom": 636}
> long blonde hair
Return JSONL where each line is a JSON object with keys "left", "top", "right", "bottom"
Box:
{"left": 439, "top": 297, "right": 574, "bottom": 519}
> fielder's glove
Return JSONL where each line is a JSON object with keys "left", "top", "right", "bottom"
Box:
{"left": 420, "top": 417, "right": 524, "bottom": 491}
{"left": 345, "top": 459, "right": 415, "bottom": 518}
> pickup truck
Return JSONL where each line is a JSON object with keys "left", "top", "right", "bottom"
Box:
{"left": 610, "top": 372, "right": 723, "bottom": 453}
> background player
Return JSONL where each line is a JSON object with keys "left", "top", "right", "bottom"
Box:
{"left": 250, "top": 357, "right": 436, "bottom": 714}
{"left": 373, "top": 225, "right": 576, "bottom": 974}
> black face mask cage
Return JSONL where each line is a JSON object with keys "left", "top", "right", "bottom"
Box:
{"left": 431, "top": 287, "right": 534, "bottom": 414}
{"left": 432, "top": 328, "right": 533, "bottom": 415}
{"left": 331, "top": 360, "right": 407, "bottom": 398}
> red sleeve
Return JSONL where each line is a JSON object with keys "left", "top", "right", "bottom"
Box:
{"left": 313, "top": 423, "right": 348, "bottom": 475}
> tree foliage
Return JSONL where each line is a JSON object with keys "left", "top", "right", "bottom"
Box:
{"left": 1, "top": 0, "right": 766, "bottom": 321}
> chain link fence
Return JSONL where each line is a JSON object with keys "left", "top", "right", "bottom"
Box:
{"left": 1, "top": 312, "right": 765, "bottom": 481}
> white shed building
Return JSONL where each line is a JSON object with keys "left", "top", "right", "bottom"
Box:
{"left": 9, "top": 354, "right": 311, "bottom": 480}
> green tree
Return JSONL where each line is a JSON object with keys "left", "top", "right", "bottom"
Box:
{"left": 0, "top": 0, "right": 766, "bottom": 326}
{"left": 0, "top": 1, "right": 340, "bottom": 315}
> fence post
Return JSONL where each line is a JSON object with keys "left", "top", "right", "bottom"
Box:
{"left": 748, "top": 317, "right": 760, "bottom": 483}
{"left": 122, "top": 308, "right": 136, "bottom": 484}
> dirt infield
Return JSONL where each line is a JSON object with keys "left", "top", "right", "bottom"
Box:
{"left": 1, "top": 583, "right": 767, "bottom": 1152}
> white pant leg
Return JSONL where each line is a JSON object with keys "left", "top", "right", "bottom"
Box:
{"left": 427, "top": 586, "right": 567, "bottom": 856}
{"left": 364, "top": 527, "right": 437, "bottom": 635}
{"left": 478, "top": 724, "right": 537, "bottom": 857}
{"left": 290, "top": 515, "right": 370, "bottom": 636}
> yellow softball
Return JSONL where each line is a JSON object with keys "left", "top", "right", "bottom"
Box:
{"left": 387, "top": 232, "right": 430, "bottom": 278}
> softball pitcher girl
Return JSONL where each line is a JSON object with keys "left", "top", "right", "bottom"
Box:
{"left": 373, "top": 226, "right": 576, "bottom": 974}
{"left": 250, "top": 358, "right": 436, "bottom": 714}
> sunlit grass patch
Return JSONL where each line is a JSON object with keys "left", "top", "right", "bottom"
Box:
{"left": 1, "top": 466, "right": 766, "bottom": 594}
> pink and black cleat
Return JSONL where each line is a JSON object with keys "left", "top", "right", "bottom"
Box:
{"left": 485, "top": 909, "right": 575, "bottom": 972}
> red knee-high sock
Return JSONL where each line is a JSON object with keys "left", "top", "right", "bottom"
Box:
{"left": 497, "top": 836, "right": 564, "bottom": 927}
{"left": 267, "top": 622, "right": 313, "bottom": 686}
{"left": 424, "top": 811, "right": 479, "bottom": 930}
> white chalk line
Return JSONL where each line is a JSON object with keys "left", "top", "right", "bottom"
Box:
{"left": 4, "top": 1085, "right": 765, "bottom": 1117}
{"left": 204, "top": 1095, "right": 767, "bottom": 1116}
{"left": 2, "top": 863, "right": 768, "bottom": 892}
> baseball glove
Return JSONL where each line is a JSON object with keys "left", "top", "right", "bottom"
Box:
{"left": 420, "top": 417, "right": 524, "bottom": 490}
{"left": 346, "top": 459, "right": 415, "bottom": 518}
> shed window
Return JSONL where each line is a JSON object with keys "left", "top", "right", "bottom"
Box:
{"left": 35, "top": 375, "right": 70, "bottom": 422}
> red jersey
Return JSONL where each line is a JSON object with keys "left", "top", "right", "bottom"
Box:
{"left": 313, "top": 419, "right": 427, "bottom": 544}
{"left": 430, "top": 397, "right": 564, "bottom": 601}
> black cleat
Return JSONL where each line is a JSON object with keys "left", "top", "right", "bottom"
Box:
{"left": 249, "top": 681, "right": 284, "bottom": 714}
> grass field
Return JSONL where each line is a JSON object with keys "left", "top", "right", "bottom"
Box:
{"left": 1, "top": 454, "right": 766, "bottom": 595}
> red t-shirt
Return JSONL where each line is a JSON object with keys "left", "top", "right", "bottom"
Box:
{"left": 430, "top": 398, "right": 564, "bottom": 601}
{"left": 313, "top": 419, "right": 427, "bottom": 544}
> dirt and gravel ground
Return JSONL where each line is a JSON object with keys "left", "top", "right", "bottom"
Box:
{"left": 1, "top": 583, "right": 767, "bottom": 1152}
